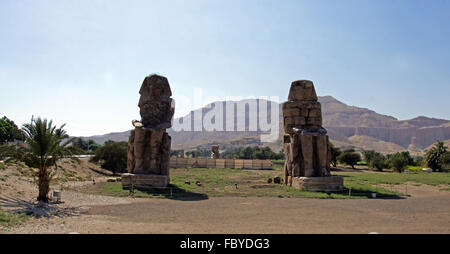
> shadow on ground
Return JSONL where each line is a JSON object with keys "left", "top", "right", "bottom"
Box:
{"left": 340, "top": 188, "right": 405, "bottom": 199}
{"left": 88, "top": 167, "right": 114, "bottom": 177}
{"left": 130, "top": 184, "right": 209, "bottom": 201}
{"left": 333, "top": 175, "right": 406, "bottom": 199}
{"left": 0, "top": 195, "right": 84, "bottom": 218}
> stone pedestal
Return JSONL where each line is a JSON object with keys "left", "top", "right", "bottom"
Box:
{"left": 122, "top": 173, "right": 170, "bottom": 190}
{"left": 291, "top": 176, "right": 344, "bottom": 192}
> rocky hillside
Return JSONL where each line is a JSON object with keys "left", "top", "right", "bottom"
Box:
{"left": 83, "top": 96, "right": 450, "bottom": 155}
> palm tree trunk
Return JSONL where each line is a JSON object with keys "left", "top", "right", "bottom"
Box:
{"left": 37, "top": 166, "right": 50, "bottom": 202}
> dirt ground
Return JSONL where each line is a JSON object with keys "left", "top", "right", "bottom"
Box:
{"left": 4, "top": 182, "right": 449, "bottom": 234}
{"left": 1, "top": 159, "right": 449, "bottom": 234}
{"left": 0, "top": 158, "right": 113, "bottom": 200}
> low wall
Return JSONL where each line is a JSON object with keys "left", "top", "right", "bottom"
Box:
{"left": 169, "top": 157, "right": 272, "bottom": 169}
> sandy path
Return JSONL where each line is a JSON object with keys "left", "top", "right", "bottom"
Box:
{"left": 6, "top": 184, "right": 449, "bottom": 234}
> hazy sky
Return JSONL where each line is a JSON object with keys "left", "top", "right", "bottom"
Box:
{"left": 1, "top": 0, "right": 449, "bottom": 136}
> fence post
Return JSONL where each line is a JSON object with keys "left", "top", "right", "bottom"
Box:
{"left": 348, "top": 187, "right": 352, "bottom": 198}
{"left": 130, "top": 182, "right": 135, "bottom": 197}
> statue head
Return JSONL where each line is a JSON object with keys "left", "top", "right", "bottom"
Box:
{"left": 288, "top": 80, "right": 318, "bottom": 101}
{"left": 138, "top": 74, "right": 174, "bottom": 129}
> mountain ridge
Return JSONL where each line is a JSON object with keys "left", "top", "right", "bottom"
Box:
{"left": 82, "top": 96, "right": 450, "bottom": 155}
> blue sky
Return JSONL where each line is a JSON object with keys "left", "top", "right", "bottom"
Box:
{"left": 1, "top": 0, "right": 449, "bottom": 136}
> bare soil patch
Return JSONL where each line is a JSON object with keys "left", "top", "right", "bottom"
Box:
{"left": 6, "top": 193, "right": 450, "bottom": 234}
{"left": 2, "top": 162, "right": 449, "bottom": 234}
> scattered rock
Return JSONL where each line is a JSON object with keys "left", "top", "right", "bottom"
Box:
{"left": 196, "top": 181, "right": 202, "bottom": 186}
{"left": 107, "top": 178, "right": 116, "bottom": 183}
{"left": 185, "top": 181, "right": 191, "bottom": 185}
{"left": 267, "top": 178, "right": 273, "bottom": 184}
{"left": 273, "top": 176, "right": 281, "bottom": 184}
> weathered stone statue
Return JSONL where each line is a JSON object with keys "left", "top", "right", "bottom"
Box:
{"left": 282, "top": 80, "right": 343, "bottom": 191}
{"left": 211, "top": 145, "right": 220, "bottom": 159}
{"left": 122, "top": 74, "right": 175, "bottom": 190}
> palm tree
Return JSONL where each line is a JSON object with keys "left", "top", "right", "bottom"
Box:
{"left": 1, "top": 117, "right": 73, "bottom": 202}
{"left": 425, "top": 141, "right": 448, "bottom": 172}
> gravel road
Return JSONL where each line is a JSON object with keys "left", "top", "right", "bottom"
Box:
{"left": 5, "top": 183, "right": 449, "bottom": 234}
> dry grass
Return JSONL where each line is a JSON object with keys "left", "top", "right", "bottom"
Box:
{"left": 84, "top": 166, "right": 405, "bottom": 199}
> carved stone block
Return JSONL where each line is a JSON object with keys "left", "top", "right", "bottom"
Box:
{"left": 123, "top": 74, "right": 174, "bottom": 190}
{"left": 282, "top": 80, "right": 343, "bottom": 191}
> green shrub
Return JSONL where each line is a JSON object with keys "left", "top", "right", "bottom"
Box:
{"left": 407, "top": 166, "right": 423, "bottom": 172}
{"left": 0, "top": 116, "right": 25, "bottom": 144}
{"left": 0, "top": 209, "right": 29, "bottom": 228}
{"left": 330, "top": 143, "right": 341, "bottom": 167}
{"left": 424, "top": 141, "right": 448, "bottom": 172}
{"left": 221, "top": 146, "right": 284, "bottom": 160}
{"left": 186, "top": 147, "right": 211, "bottom": 158}
{"left": 170, "top": 149, "right": 185, "bottom": 157}
{"left": 363, "top": 150, "right": 377, "bottom": 163}
{"left": 440, "top": 151, "right": 450, "bottom": 170}
{"left": 338, "top": 149, "right": 361, "bottom": 169}
{"left": 70, "top": 137, "right": 100, "bottom": 154}
{"left": 369, "top": 153, "right": 386, "bottom": 171}
{"left": 92, "top": 141, "right": 127, "bottom": 175}
{"left": 413, "top": 156, "right": 424, "bottom": 167}
{"left": 388, "top": 153, "right": 409, "bottom": 173}
{"left": 363, "top": 151, "right": 386, "bottom": 171}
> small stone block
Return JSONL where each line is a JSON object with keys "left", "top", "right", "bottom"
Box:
{"left": 291, "top": 176, "right": 344, "bottom": 192}
{"left": 122, "top": 173, "right": 170, "bottom": 190}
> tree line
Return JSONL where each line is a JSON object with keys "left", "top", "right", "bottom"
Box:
{"left": 331, "top": 141, "right": 449, "bottom": 172}
{"left": 1, "top": 114, "right": 449, "bottom": 204}
{"left": 221, "top": 146, "right": 284, "bottom": 160}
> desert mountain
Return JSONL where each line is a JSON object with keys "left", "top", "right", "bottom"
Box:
{"left": 84, "top": 96, "right": 450, "bottom": 155}
{"left": 424, "top": 139, "right": 450, "bottom": 151}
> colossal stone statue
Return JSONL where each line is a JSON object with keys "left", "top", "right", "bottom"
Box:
{"left": 122, "top": 74, "right": 174, "bottom": 190}
{"left": 282, "top": 80, "right": 343, "bottom": 191}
